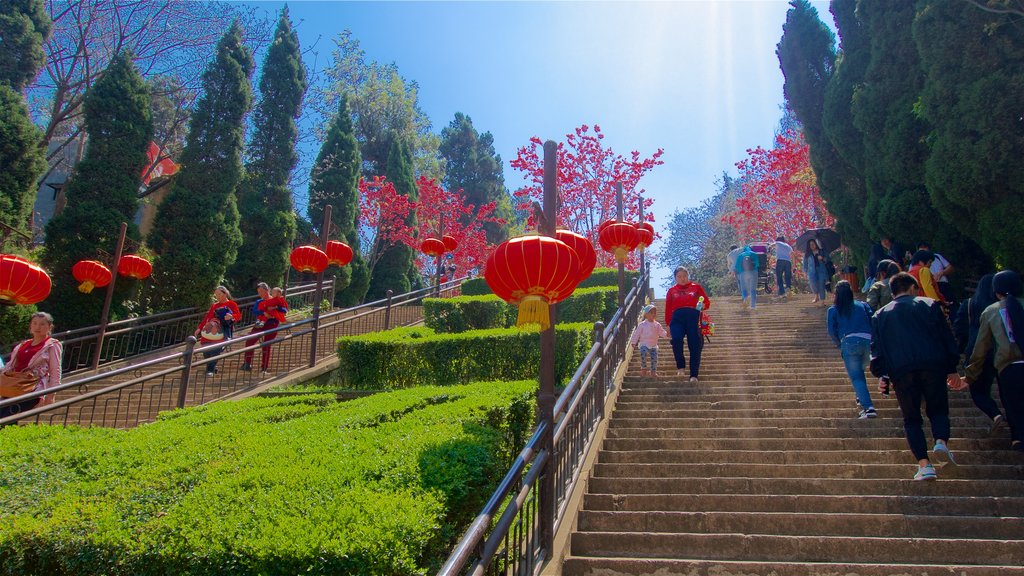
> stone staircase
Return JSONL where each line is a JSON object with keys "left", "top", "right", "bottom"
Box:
{"left": 562, "top": 297, "right": 1024, "bottom": 575}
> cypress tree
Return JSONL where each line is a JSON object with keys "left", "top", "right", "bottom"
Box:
{"left": 308, "top": 93, "right": 370, "bottom": 306}
{"left": 227, "top": 9, "right": 305, "bottom": 293}
{"left": 0, "top": 0, "right": 51, "bottom": 92}
{"left": 42, "top": 53, "right": 153, "bottom": 329}
{"left": 914, "top": 1, "right": 1024, "bottom": 270}
{"left": 148, "top": 22, "right": 254, "bottom": 311}
{"left": 365, "top": 136, "right": 417, "bottom": 300}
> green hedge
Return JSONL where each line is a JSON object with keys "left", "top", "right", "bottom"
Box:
{"left": 460, "top": 267, "right": 639, "bottom": 296}
{"left": 0, "top": 381, "right": 536, "bottom": 576}
{"left": 336, "top": 323, "right": 593, "bottom": 389}
{"left": 423, "top": 287, "right": 617, "bottom": 333}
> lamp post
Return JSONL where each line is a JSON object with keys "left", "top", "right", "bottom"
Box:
{"left": 92, "top": 222, "right": 128, "bottom": 372}
{"left": 615, "top": 182, "right": 625, "bottom": 308}
{"left": 537, "top": 139, "right": 558, "bottom": 561}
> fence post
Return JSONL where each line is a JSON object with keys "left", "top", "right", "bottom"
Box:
{"left": 594, "top": 322, "right": 606, "bottom": 414}
{"left": 384, "top": 289, "right": 393, "bottom": 330}
{"left": 177, "top": 336, "right": 197, "bottom": 409}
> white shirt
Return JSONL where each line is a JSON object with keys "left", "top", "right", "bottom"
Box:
{"left": 930, "top": 253, "right": 951, "bottom": 284}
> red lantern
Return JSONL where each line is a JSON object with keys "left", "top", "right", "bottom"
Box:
{"left": 484, "top": 235, "right": 582, "bottom": 330}
{"left": 441, "top": 234, "right": 458, "bottom": 253}
{"left": 598, "top": 219, "right": 617, "bottom": 234}
{"left": 325, "top": 240, "right": 353, "bottom": 267}
{"left": 555, "top": 229, "right": 597, "bottom": 284}
{"left": 117, "top": 254, "right": 152, "bottom": 280}
{"left": 421, "top": 238, "right": 446, "bottom": 258}
{"left": 0, "top": 255, "right": 51, "bottom": 305}
{"left": 290, "top": 245, "right": 328, "bottom": 274}
{"left": 598, "top": 222, "right": 641, "bottom": 264}
{"left": 636, "top": 222, "right": 655, "bottom": 253}
{"left": 72, "top": 260, "right": 113, "bottom": 294}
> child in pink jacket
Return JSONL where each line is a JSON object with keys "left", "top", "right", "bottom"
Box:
{"left": 630, "top": 304, "right": 669, "bottom": 377}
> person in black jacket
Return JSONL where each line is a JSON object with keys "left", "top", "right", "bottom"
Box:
{"left": 953, "top": 274, "right": 1004, "bottom": 432}
{"left": 870, "top": 272, "right": 966, "bottom": 481}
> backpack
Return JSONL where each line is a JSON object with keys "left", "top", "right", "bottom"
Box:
{"left": 741, "top": 254, "right": 755, "bottom": 271}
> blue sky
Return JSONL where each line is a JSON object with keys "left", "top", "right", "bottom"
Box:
{"left": 243, "top": 0, "right": 833, "bottom": 281}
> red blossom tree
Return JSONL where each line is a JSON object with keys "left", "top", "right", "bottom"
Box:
{"left": 409, "top": 176, "right": 502, "bottom": 278}
{"left": 510, "top": 124, "right": 664, "bottom": 268}
{"left": 723, "top": 130, "right": 835, "bottom": 255}
{"left": 357, "top": 176, "right": 416, "bottom": 278}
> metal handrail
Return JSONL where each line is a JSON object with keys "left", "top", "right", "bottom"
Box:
{"left": 437, "top": 267, "right": 647, "bottom": 576}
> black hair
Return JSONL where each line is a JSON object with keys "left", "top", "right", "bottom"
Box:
{"left": 729, "top": 245, "right": 738, "bottom": 251}
{"left": 776, "top": 236, "right": 785, "bottom": 242}
{"left": 890, "top": 272, "right": 919, "bottom": 296}
{"left": 885, "top": 260, "right": 902, "bottom": 277}
{"left": 807, "top": 239, "right": 819, "bottom": 252}
{"left": 970, "top": 274, "right": 996, "bottom": 317}
{"left": 673, "top": 266, "right": 689, "bottom": 280}
{"left": 993, "top": 270, "right": 1024, "bottom": 353}
{"left": 910, "top": 250, "right": 934, "bottom": 267}
{"left": 875, "top": 259, "right": 894, "bottom": 280}
{"left": 833, "top": 280, "right": 854, "bottom": 317}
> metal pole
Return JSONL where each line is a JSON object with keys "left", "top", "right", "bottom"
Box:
{"left": 638, "top": 195, "right": 646, "bottom": 301}
{"left": 436, "top": 211, "right": 444, "bottom": 297}
{"left": 384, "top": 289, "right": 393, "bottom": 330}
{"left": 177, "top": 336, "right": 198, "bottom": 408}
{"left": 616, "top": 182, "right": 625, "bottom": 309}
{"left": 92, "top": 222, "right": 127, "bottom": 372}
{"left": 594, "top": 322, "right": 606, "bottom": 413}
{"left": 309, "top": 205, "right": 332, "bottom": 368}
{"left": 538, "top": 139, "right": 558, "bottom": 561}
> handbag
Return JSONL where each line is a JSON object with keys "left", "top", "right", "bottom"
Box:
{"left": 0, "top": 370, "right": 40, "bottom": 398}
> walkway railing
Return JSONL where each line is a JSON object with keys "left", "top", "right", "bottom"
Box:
{"left": 0, "top": 278, "right": 463, "bottom": 428}
{"left": 438, "top": 267, "right": 648, "bottom": 576}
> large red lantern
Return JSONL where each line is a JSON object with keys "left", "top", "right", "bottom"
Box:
{"left": 117, "top": 254, "right": 152, "bottom": 280}
{"left": 421, "top": 238, "right": 446, "bottom": 258}
{"left": 72, "top": 260, "right": 112, "bottom": 294}
{"left": 555, "top": 229, "right": 597, "bottom": 284}
{"left": 289, "top": 245, "right": 328, "bottom": 274}
{"left": 598, "top": 219, "right": 616, "bottom": 234}
{"left": 325, "top": 240, "right": 353, "bottom": 267}
{"left": 484, "top": 235, "right": 582, "bottom": 330}
{"left": 0, "top": 255, "right": 51, "bottom": 305}
{"left": 636, "top": 222, "right": 655, "bottom": 253}
{"left": 598, "top": 222, "right": 641, "bottom": 264}
{"left": 441, "top": 235, "right": 458, "bottom": 253}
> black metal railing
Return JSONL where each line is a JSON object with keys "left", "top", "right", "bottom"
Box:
{"left": 437, "top": 266, "right": 647, "bottom": 576}
{"left": 0, "top": 278, "right": 464, "bottom": 428}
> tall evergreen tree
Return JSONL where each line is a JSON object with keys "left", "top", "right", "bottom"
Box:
{"left": 0, "top": 0, "right": 51, "bottom": 92}
{"left": 439, "top": 112, "right": 514, "bottom": 245}
{"left": 228, "top": 9, "right": 306, "bottom": 293}
{"left": 777, "top": 0, "right": 871, "bottom": 258}
{"left": 308, "top": 93, "right": 370, "bottom": 306}
{"left": 42, "top": 53, "right": 153, "bottom": 329}
{"left": 914, "top": 1, "right": 1024, "bottom": 270}
{"left": 149, "top": 22, "right": 254, "bottom": 310}
{"left": 365, "top": 136, "right": 418, "bottom": 300}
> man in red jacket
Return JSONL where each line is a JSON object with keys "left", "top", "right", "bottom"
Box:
{"left": 664, "top": 266, "right": 711, "bottom": 383}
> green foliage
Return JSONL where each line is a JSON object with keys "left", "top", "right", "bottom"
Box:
{"left": 460, "top": 267, "right": 637, "bottom": 296}
{"left": 0, "top": 86, "right": 46, "bottom": 251}
{"left": 42, "top": 53, "right": 153, "bottom": 329}
{"left": 439, "top": 113, "right": 514, "bottom": 244}
{"left": 0, "top": 0, "right": 51, "bottom": 91}
{"left": 307, "top": 93, "right": 369, "bottom": 306}
{"left": 228, "top": 9, "right": 305, "bottom": 292}
{"left": 423, "top": 287, "right": 616, "bottom": 333}
{"left": 149, "top": 23, "right": 254, "bottom": 311}
{"left": 336, "top": 323, "right": 593, "bottom": 389}
{"left": 0, "top": 381, "right": 535, "bottom": 575}
{"left": 365, "top": 137, "right": 418, "bottom": 301}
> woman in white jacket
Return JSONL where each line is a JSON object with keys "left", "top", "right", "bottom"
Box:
{"left": 0, "top": 312, "right": 63, "bottom": 418}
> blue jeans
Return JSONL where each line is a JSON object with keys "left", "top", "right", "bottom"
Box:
{"left": 776, "top": 260, "right": 792, "bottom": 295}
{"left": 809, "top": 266, "right": 827, "bottom": 300}
{"left": 841, "top": 337, "right": 873, "bottom": 410}
{"left": 739, "top": 271, "right": 758, "bottom": 308}
{"left": 736, "top": 274, "right": 746, "bottom": 299}
{"left": 638, "top": 345, "right": 658, "bottom": 370}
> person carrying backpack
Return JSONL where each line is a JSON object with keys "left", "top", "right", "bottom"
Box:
{"left": 734, "top": 245, "right": 759, "bottom": 310}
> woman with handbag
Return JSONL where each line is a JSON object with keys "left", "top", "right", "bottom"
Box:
{"left": 194, "top": 286, "right": 241, "bottom": 377}
{"left": 0, "top": 312, "right": 63, "bottom": 418}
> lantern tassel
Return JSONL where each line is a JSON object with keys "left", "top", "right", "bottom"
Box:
{"left": 78, "top": 281, "right": 95, "bottom": 294}
{"left": 614, "top": 247, "right": 628, "bottom": 264}
{"left": 516, "top": 295, "right": 551, "bottom": 330}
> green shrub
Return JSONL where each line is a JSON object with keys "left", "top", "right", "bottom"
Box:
{"left": 459, "top": 277, "right": 492, "bottom": 296}
{"left": 423, "top": 287, "right": 616, "bottom": 333}
{"left": 336, "top": 323, "right": 593, "bottom": 389}
{"left": 0, "top": 381, "right": 536, "bottom": 576}
{"left": 459, "top": 267, "right": 639, "bottom": 296}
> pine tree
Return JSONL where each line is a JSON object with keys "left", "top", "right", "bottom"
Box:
{"left": 365, "top": 136, "right": 418, "bottom": 300}
{"left": 148, "top": 22, "right": 254, "bottom": 310}
{"left": 42, "top": 53, "right": 153, "bottom": 329}
{"left": 308, "top": 93, "right": 369, "bottom": 306}
{"left": 439, "top": 113, "right": 514, "bottom": 244}
{"left": 0, "top": 0, "right": 51, "bottom": 92}
{"left": 227, "top": 9, "right": 305, "bottom": 293}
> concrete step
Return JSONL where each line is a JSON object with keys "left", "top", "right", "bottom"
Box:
{"left": 562, "top": 557, "right": 1024, "bottom": 576}
{"left": 597, "top": 448, "right": 1024, "bottom": 466}
{"left": 606, "top": 416, "right": 994, "bottom": 430}
{"left": 603, "top": 425, "right": 1002, "bottom": 439}
{"left": 586, "top": 477, "right": 1024, "bottom": 497}
{"left": 590, "top": 462, "right": 1024, "bottom": 481}
{"left": 601, "top": 436, "right": 1014, "bottom": 452}
{"left": 610, "top": 406, "right": 985, "bottom": 419}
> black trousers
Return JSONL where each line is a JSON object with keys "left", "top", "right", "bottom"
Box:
{"left": 669, "top": 308, "right": 703, "bottom": 377}
{"left": 892, "top": 369, "right": 950, "bottom": 461}
{"left": 998, "top": 363, "right": 1024, "bottom": 443}
{"left": 969, "top": 356, "right": 1002, "bottom": 421}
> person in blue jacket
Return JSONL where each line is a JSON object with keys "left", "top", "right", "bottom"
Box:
{"left": 827, "top": 280, "right": 877, "bottom": 419}
{"left": 733, "top": 245, "right": 759, "bottom": 310}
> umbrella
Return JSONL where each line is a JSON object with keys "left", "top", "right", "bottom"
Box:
{"left": 794, "top": 228, "right": 841, "bottom": 254}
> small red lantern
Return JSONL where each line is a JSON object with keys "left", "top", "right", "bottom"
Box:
{"left": 636, "top": 222, "right": 655, "bottom": 253}
{"left": 441, "top": 235, "right": 458, "bottom": 253}
{"left": 325, "top": 240, "right": 353, "bottom": 267}
{"left": 117, "top": 254, "right": 152, "bottom": 280}
{"left": 72, "top": 260, "right": 112, "bottom": 294}
{"left": 421, "top": 238, "right": 446, "bottom": 258}
{"left": 0, "top": 255, "right": 51, "bottom": 305}
{"left": 290, "top": 245, "right": 328, "bottom": 274}
{"left": 598, "top": 222, "right": 641, "bottom": 264}
{"left": 555, "top": 229, "right": 597, "bottom": 284}
{"left": 484, "top": 235, "right": 582, "bottom": 330}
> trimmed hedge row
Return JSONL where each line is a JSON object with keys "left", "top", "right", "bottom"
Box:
{"left": 460, "top": 267, "right": 639, "bottom": 296}
{"left": 423, "top": 286, "right": 617, "bottom": 333}
{"left": 0, "top": 381, "right": 536, "bottom": 576}
{"left": 336, "top": 323, "right": 594, "bottom": 389}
